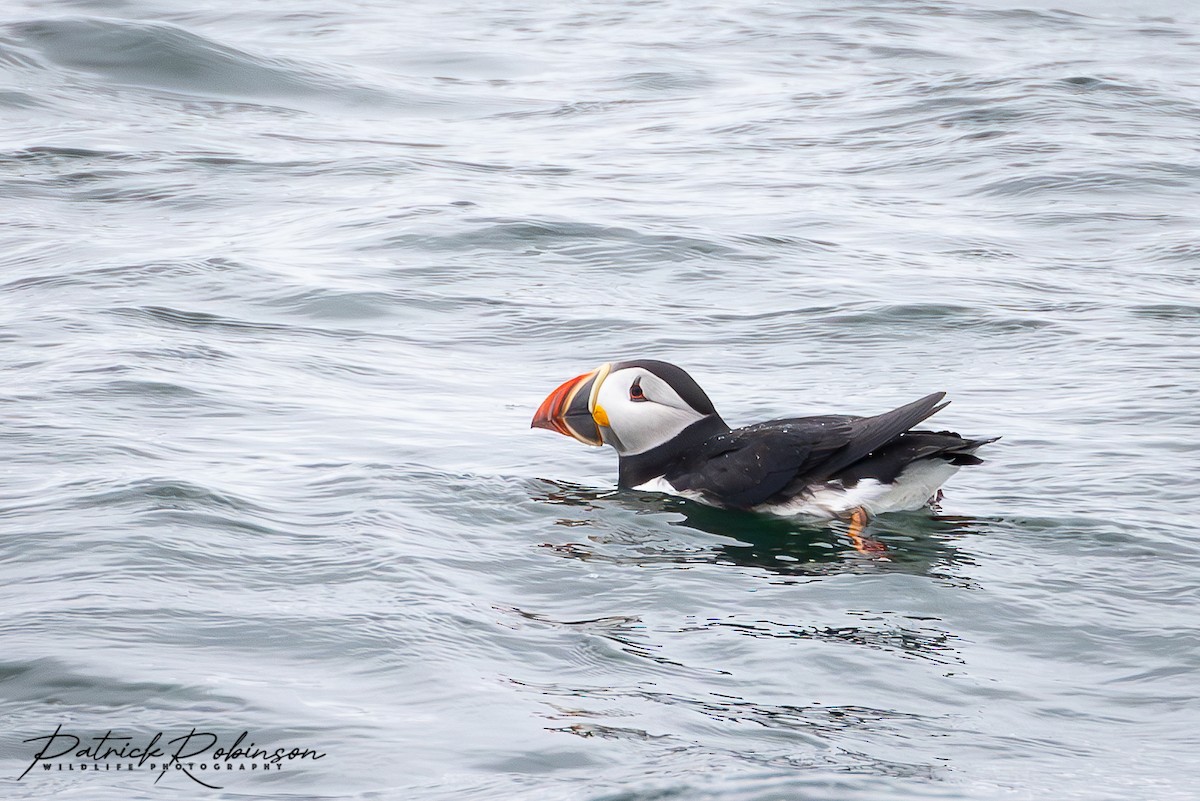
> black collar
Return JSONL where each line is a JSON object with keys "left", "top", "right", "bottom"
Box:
{"left": 617, "top": 415, "right": 730, "bottom": 488}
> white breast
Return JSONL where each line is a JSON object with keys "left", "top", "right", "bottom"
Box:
{"left": 630, "top": 475, "right": 707, "bottom": 502}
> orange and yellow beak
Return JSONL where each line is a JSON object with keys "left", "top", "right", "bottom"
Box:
{"left": 530, "top": 363, "right": 612, "bottom": 446}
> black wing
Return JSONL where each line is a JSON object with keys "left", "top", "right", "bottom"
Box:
{"left": 667, "top": 392, "right": 948, "bottom": 509}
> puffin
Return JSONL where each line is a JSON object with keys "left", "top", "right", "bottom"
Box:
{"left": 531, "top": 359, "right": 996, "bottom": 551}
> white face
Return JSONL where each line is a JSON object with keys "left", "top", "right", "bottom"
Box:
{"left": 592, "top": 366, "right": 709, "bottom": 455}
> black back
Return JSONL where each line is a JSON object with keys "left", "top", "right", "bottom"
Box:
{"left": 620, "top": 392, "right": 960, "bottom": 509}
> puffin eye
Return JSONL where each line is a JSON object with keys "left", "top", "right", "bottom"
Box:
{"left": 629, "top": 379, "right": 646, "bottom": 402}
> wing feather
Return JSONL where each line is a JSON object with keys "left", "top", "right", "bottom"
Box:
{"left": 809, "top": 392, "right": 947, "bottom": 481}
{"left": 666, "top": 393, "right": 949, "bottom": 510}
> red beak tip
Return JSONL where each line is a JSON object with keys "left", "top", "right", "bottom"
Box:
{"left": 531, "top": 368, "right": 603, "bottom": 444}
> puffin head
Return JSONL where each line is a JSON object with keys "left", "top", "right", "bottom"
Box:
{"left": 531, "top": 359, "right": 721, "bottom": 456}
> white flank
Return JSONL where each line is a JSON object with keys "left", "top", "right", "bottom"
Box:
{"left": 632, "top": 460, "right": 962, "bottom": 519}
{"left": 763, "top": 460, "right": 962, "bottom": 519}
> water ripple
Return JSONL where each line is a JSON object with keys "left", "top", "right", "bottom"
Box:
{"left": 3, "top": 1, "right": 1200, "bottom": 799}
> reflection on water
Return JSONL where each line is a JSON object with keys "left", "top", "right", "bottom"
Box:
{"left": 518, "top": 479, "right": 974, "bottom": 780}
{"left": 530, "top": 479, "right": 981, "bottom": 581}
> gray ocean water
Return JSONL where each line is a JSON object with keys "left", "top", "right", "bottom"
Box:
{"left": 2, "top": 0, "right": 1199, "bottom": 799}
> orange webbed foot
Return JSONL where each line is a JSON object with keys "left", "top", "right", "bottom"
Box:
{"left": 846, "top": 507, "right": 888, "bottom": 556}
